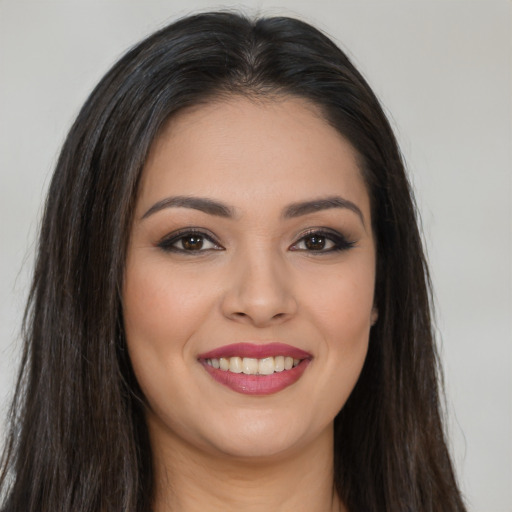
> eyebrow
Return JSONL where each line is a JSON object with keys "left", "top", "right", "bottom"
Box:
{"left": 141, "top": 194, "right": 365, "bottom": 226}
{"left": 283, "top": 196, "right": 365, "bottom": 226}
{"left": 141, "top": 196, "right": 235, "bottom": 219}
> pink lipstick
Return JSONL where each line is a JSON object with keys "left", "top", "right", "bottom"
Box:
{"left": 197, "top": 343, "right": 311, "bottom": 395}
{"left": 198, "top": 342, "right": 311, "bottom": 360}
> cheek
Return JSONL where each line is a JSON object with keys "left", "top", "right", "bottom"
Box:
{"left": 122, "top": 255, "right": 219, "bottom": 393}
{"left": 124, "top": 256, "right": 212, "bottom": 344}
{"left": 303, "top": 255, "right": 376, "bottom": 338}
{"left": 297, "top": 255, "right": 375, "bottom": 406}
{"left": 122, "top": 256, "right": 219, "bottom": 427}
{"left": 316, "top": 283, "right": 372, "bottom": 373}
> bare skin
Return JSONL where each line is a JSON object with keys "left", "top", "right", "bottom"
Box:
{"left": 150, "top": 419, "right": 345, "bottom": 512}
{"left": 124, "top": 96, "right": 376, "bottom": 512}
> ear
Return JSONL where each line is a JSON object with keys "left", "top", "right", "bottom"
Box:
{"left": 370, "top": 307, "right": 378, "bottom": 326}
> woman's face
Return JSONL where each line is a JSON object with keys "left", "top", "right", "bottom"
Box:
{"left": 123, "top": 96, "right": 377, "bottom": 459}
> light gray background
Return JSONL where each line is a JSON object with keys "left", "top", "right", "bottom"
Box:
{"left": 0, "top": 1, "right": 510, "bottom": 511}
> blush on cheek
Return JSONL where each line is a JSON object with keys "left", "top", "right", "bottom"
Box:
{"left": 316, "top": 283, "right": 375, "bottom": 329}
{"left": 124, "top": 261, "right": 197, "bottom": 334}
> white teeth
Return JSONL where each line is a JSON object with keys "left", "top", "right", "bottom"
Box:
{"left": 258, "top": 357, "right": 275, "bottom": 375}
{"left": 242, "top": 357, "right": 259, "bottom": 374}
{"left": 229, "top": 356, "right": 242, "bottom": 373}
{"left": 274, "top": 355, "right": 285, "bottom": 372}
{"left": 205, "top": 355, "right": 304, "bottom": 375}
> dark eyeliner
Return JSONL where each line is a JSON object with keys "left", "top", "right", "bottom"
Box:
{"left": 156, "top": 228, "right": 222, "bottom": 253}
{"left": 291, "top": 228, "right": 356, "bottom": 253}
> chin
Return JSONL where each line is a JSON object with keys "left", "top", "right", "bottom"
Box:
{"left": 200, "top": 409, "right": 326, "bottom": 461}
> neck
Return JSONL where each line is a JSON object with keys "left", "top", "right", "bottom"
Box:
{"left": 149, "top": 420, "right": 346, "bottom": 512}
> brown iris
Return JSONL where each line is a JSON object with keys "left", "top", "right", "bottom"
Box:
{"left": 182, "top": 235, "right": 204, "bottom": 250}
{"left": 304, "top": 235, "right": 326, "bottom": 250}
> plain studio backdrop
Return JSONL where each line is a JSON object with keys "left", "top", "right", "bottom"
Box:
{"left": 0, "top": 1, "right": 510, "bottom": 510}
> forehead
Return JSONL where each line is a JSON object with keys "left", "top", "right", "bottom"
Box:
{"left": 137, "top": 95, "right": 370, "bottom": 220}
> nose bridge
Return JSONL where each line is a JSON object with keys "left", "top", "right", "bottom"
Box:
{"left": 222, "top": 241, "right": 297, "bottom": 326}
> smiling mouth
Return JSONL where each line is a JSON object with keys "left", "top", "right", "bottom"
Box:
{"left": 204, "top": 356, "right": 302, "bottom": 375}
{"left": 198, "top": 343, "right": 311, "bottom": 395}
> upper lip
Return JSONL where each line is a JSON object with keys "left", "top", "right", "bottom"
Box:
{"left": 197, "top": 342, "right": 312, "bottom": 360}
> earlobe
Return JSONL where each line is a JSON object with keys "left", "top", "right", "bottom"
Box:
{"left": 371, "top": 307, "right": 378, "bottom": 326}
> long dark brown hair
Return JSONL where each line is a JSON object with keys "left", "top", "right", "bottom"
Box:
{"left": 0, "top": 11, "right": 467, "bottom": 512}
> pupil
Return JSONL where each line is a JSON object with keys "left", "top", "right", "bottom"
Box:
{"left": 305, "top": 235, "right": 325, "bottom": 250}
{"left": 183, "top": 235, "right": 203, "bottom": 250}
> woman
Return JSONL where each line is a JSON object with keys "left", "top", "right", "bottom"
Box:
{"left": 0, "top": 11, "right": 467, "bottom": 512}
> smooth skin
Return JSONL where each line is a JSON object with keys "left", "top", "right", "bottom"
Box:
{"left": 123, "top": 96, "right": 377, "bottom": 512}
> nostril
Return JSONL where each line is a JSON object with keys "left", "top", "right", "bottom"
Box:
{"left": 222, "top": 289, "right": 298, "bottom": 326}
{"left": 229, "top": 310, "right": 288, "bottom": 325}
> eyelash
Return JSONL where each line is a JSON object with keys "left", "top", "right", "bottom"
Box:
{"left": 289, "top": 228, "right": 355, "bottom": 253}
{"left": 156, "top": 228, "right": 355, "bottom": 254}
{"left": 157, "top": 229, "right": 223, "bottom": 253}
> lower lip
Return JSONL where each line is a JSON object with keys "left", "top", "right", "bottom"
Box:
{"left": 201, "top": 360, "right": 310, "bottom": 395}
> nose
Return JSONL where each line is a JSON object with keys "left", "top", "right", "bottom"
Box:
{"left": 220, "top": 248, "right": 298, "bottom": 327}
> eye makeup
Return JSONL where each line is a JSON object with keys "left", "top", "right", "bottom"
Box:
{"left": 156, "top": 226, "right": 355, "bottom": 255}
{"left": 156, "top": 228, "right": 224, "bottom": 254}
{"left": 289, "top": 227, "right": 356, "bottom": 253}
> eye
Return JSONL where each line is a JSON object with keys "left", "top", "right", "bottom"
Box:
{"left": 289, "top": 229, "right": 355, "bottom": 253}
{"left": 157, "top": 230, "right": 224, "bottom": 253}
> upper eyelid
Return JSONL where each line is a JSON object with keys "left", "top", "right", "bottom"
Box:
{"left": 293, "top": 226, "right": 348, "bottom": 240}
{"left": 290, "top": 227, "right": 355, "bottom": 250}
{"left": 156, "top": 226, "right": 352, "bottom": 248}
{"left": 160, "top": 228, "right": 218, "bottom": 240}
{"left": 157, "top": 228, "right": 222, "bottom": 248}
